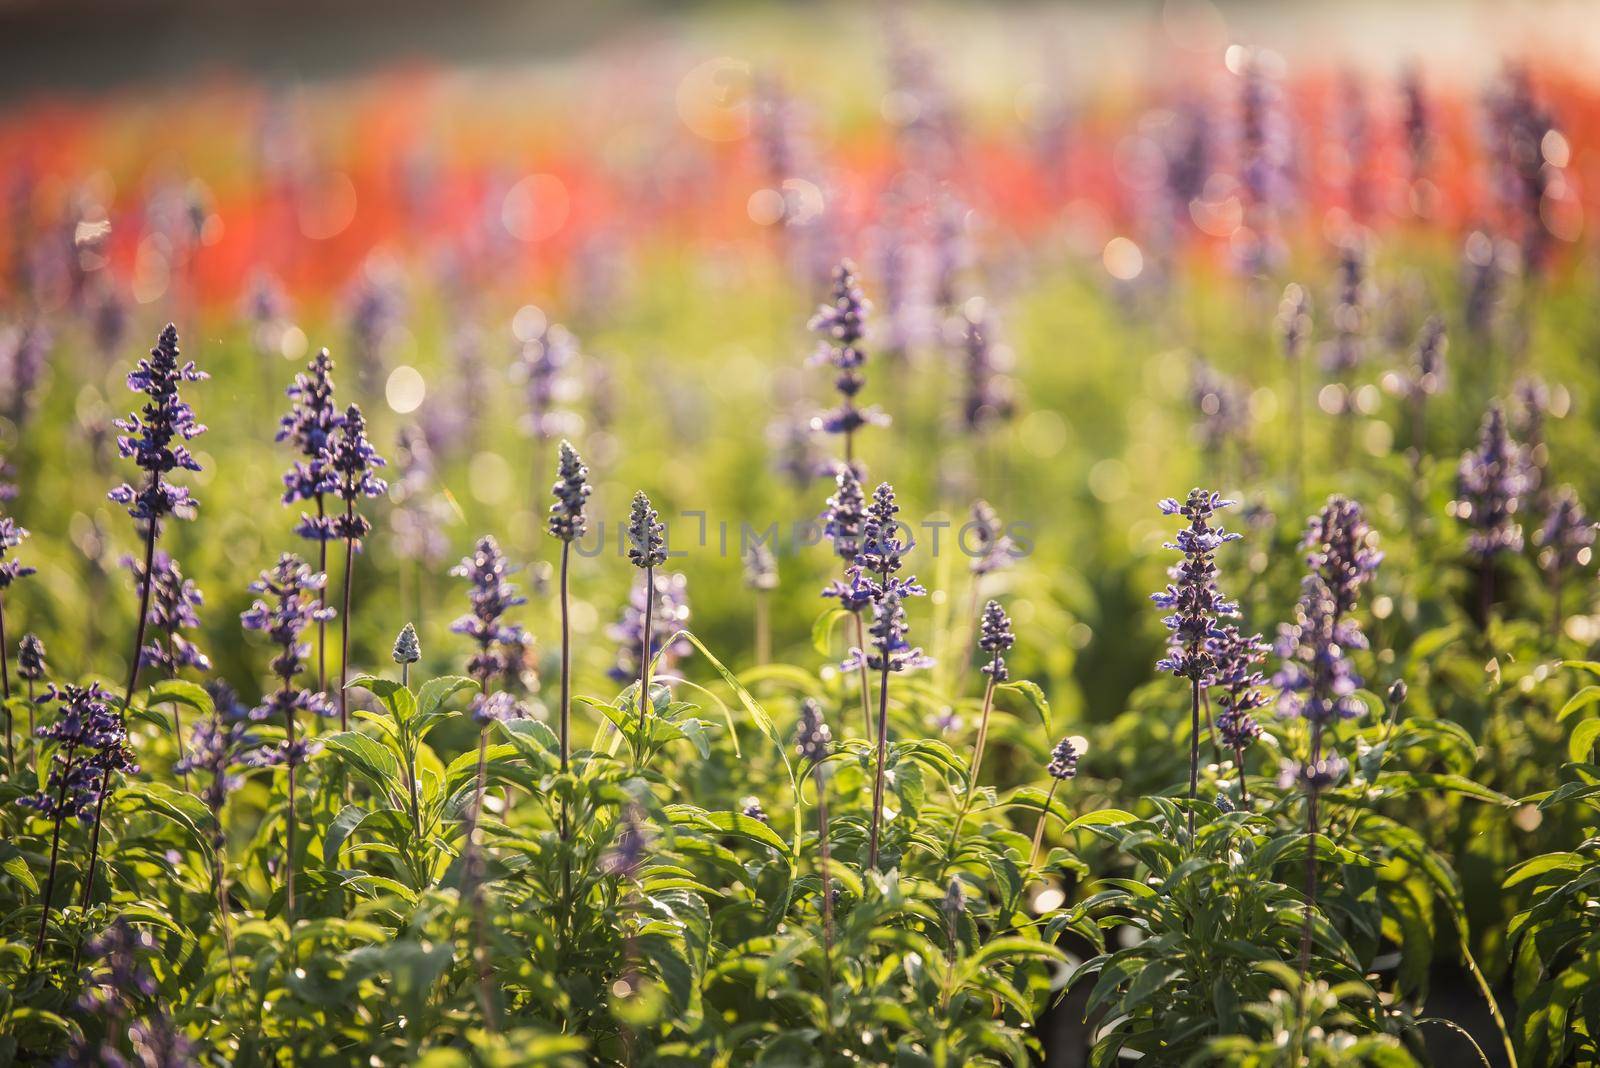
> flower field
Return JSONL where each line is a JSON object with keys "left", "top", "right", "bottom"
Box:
{"left": 3, "top": 4, "right": 1600, "bottom": 1064}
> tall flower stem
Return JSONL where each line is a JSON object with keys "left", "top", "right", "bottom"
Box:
{"left": 0, "top": 594, "right": 10, "bottom": 766}
{"left": 31, "top": 745, "right": 79, "bottom": 961}
{"left": 945, "top": 673, "right": 999, "bottom": 865}
{"left": 636, "top": 564, "right": 655, "bottom": 743}
{"left": 1235, "top": 745, "right": 1250, "bottom": 805}
{"left": 283, "top": 681, "right": 299, "bottom": 920}
{"left": 814, "top": 763, "right": 835, "bottom": 1032}
{"left": 1028, "top": 779, "right": 1060, "bottom": 869}
{"left": 339, "top": 508, "right": 356, "bottom": 730}
{"left": 466, "top": 725, "right": 497, "bottom": 1030}
{"left": 851, "top": 613, "right": 873, "bottom": 738}
{"left": 316, "top": 495, "right": 328, "bottom": 694}
{"left": 1187, "top": 676, "right": 1201, "bottom": 841}
{"left": 558, "top": 540, "right": 573, "bottom": 909}
{"left": 80, "top": 512, "right": 158, "bottom": 910}
{"left": 867, "top": 655, "right": 892, "bottom": 870}
{"left": 755, "top": 589, "right": 771, "bottom": 666}
{"left": 1298, "top": 721, "right": 1323, "bottom": 977}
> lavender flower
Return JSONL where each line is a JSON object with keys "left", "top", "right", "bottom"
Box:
{"left": 240, "top": 555, "right": 336, "bottom": 734}
{"left": 809, "top": 261, "right": 886, "bottom": 457}
{"left": 822, "top": 465, "right": 868, "bottom": 567}
{"left": 0, "top": 320, "right": 49, "bottom": 428}
{"left": 601, "top": 805, "right": 649, "bottom": 879}
{"left": 627, "top": 492, "right": 667, "bottom": 569}
{"left": 1279, "top": 755, "right": 1347, "bottom": 791}
{"left": 19, "top": 683, "right": 133, "bottom": 821}
{"left": 743, "top": 542, "right": 779, "bottom": 592}
{"left": 1210, "top": 625, "right": 1267, "bottom": 751}
{"left": 330, "top": 404, "right": 387, "bottom": 546}
{"left": 1236, "top": 49, "right": 1290, "bottom": 276}
{"left": 175, "top": 694, "right": 251, "bottom": 847}
{"left": 1301, "top": 496, "right": 1382, "bottom": 619}
{"left": 108, "top": 324, "right": 207, "bottom": 524}
{"left": 1462, "top": 230, "right": 1507, "bottom": 338}
{"left": 1153, "top": 490, "right": 1241, "bottom": 681}
{"left": 1047, "top": 737, "right": 1080, "bottom": 780}
{"left": 0, "top": 514, "right": 33, "bottom": 588}
{"left": 742, "top": 799, "right": 770, "bottom": 824}
{"left": 390, "top": 427, "right": 449, "bottom": 566}
{"left": 1189, "top": 358, "right": 1251, "bottom": 461}
{"left": 1274, "top": 576, "right": 1367, "bottom": 726}
{"left": 1278, "top": 284, "right": 1312, "bottom": 360}
{"left": 843, "top": 590, "right": 932, "bottom": 676}
{"left": 857, "top": 482, "right": 923, "bottom": 599}
{"left": 1454, "top": 403, "right": 1528, "bottom": 559}
{"left": 958, "top": 303, "right": 1014, "bottom": 434}
{"left": 450, "top": 536, "right": 526, "bottom": 696}
{"left": 796, "top": 697, "right": 832, "bottom": 765}
{"left": 978, "top": 600, "right": 1014, "bottom": 684}
{"left": 67, "top": 920, "right": 197, "bottom": 1067}
{"left": 967, "top": 500, "right": 1015, "bottom": 577}
{"left": 608, "top": 571, "right": 691, "bottom": 683}
{"left": 345, "top": 262, "right": 405, "bottom": 389}
{"left": 124, "top": 550, "right": 210, "bottom": 675}
{"left": 1404, "top": 316, "right": 1448, "bottom": 400}
{"left": 515, "top": 319, "right": 581, "bottom": 441}
{"left": 278, "top": 348, "right": 341, "bottom": 533}
{"left": 1401, "top": 65, "right": 1434, "bottom": 212}
{"left": 472, "top": 690, "right": 525, "bottom": 727}
{"left": 548, "top": 440, "right": 591, "bottom": 542}
{"left": 1486, "top": 67, "right": 1563, "bottom": 273}
{"left": 17, "top": 633, "right": 44, "bottom": 685}
{"left": 768, "top": 409, "right": 827, "bottom": 490}
{"left": 1537, "top": 486, "right": 1594, "bottom": 574}
{"left": 1322, "top": 237, "right": 1371, "bottom": 381}
{"left": 393, "top": 622, "right": 421, "bottom": 665}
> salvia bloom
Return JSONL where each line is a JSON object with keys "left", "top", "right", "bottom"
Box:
{"left": 547, "top": 440, "right": 591, "bottom": 542}
{"left": 390, "top": 427, "right": 449, "bottom": 565}
{"left": 1454, "top": 403, "right": 1529, "bottom": 559}
{"left": 240, "top": 555, "right": 336, "bottom": 738}
{"left": 742, "top": 799, "right": 769, "bottom": 824}
{"left": 958, "top": 303, "right": 1015, "bottom": 434}
{"left": 608, "top": 571, "right": 692, "bottom": 683}
{"left": 472, "top": 690, "right": 526, "bottom": 727}
{"left": 1404, "top": 316, "right": 1448, "bottom": 399}
{"left": 1536, "top": 485, "right": 1594, "bottom": 576}
{"left": 600, "top": 804, "right": 649, "bottom": 879}
{"left": 516, "top": 320, "right": 581, "bottom": 440}
{"left": 278, "top": 348, "right": 342, "bottom": 519}
{"left": 1277, "top": 283, "right": 1312, "bottom": 360}
{"left": 1210, "top": 625, "right": 1268, "bottom": 750}
{"left": 1278, "top": 755, "right": 1348, "bottom": 791}
{"left": 17, "top": 632, "right": 45, "bottom": 682}
{"left": 1047, "top": 737, "right": 1080, "bottom": 780}
{"left": 0, "top": 514, "right": 34, "bottom": 588}
{"left": 330, "top": 404, "right": 388, "bottom": 545}
{"left": 743, "top": 542, "right": 779, "bottom": 592}
{"left": 1152, "top": 490, "right": 1241, "bottom": 680}
{"left": 1322, "top": 237, "right": 1371, "bottom": 378}
{"left": 978, "top": 600, "right": 1014, "bottom": 683}
{"left": 809, "top": 260, "right": 887, "bottom": 440}
{"left": 125, "top": 550, "right": 210, "bottom": 675}
{"left": 1301, "top": 496, "right": 1382, "bottom": 619}
{"left": 822, "top": 465, "right": 868, "bottom": 565}
{"left": 1189, "top": 358, "right": 1251, "bottom": 457}
{"left": 175, "top": 700, "right": 251, "bottom": 846}
{"left": 795, "top": 697, "right": 832, "bottom": 765}
{"left": 69, "top": 920, "right": 197, "bottom": 1067}
{"left": 108, "top": 324, "right": 207, "bottom": 523}
{"left": 393, "top": 622, "right": 421, "bottom": 665}
{"left": 450, "top": 536, "right": 527, "bottom": 689}
{"left": 968, "top": 499, "right": 1015, "bottom": 577}
{"left": 1274, "top": 575, "right": 1367, "bottom": 726}
{"left": 844, "top": 590, "right": 932, "bottom": 675}
{"left": 19, "top": 683, "right": 135, "bottom": 820}
{"left": 857, "top": 482, "right": 922, "bottom": 597}
{"left": 626, "top": 492, "right": 667, "bottom": 568}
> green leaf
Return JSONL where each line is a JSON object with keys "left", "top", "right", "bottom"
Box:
{"left": 417, "top": 675, "right": 478, "bottom": 719}
{"left": 1569, "top": 718, "right": 1600, "bottom": 764}
{"left": 321, "top": 732, "right": 401, "bottom": 797}
{"left": 325, "top": 805, "right": 370, "bottom": 864}
{"left": 698, "top": 810, "right": 792, "bottom": 858}
{"left": 144, "top": 679, "right": 214, "bottom": 715}
{"left": 1557, "top": 685, "right": 1600, "bottom": 722}
{"left": 997, "top": 680, "right": 1052, "bottom": 732}
{"left": 811, "top": 607, "right": 850, "bottom": 656}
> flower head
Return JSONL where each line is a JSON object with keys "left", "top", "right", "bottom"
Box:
{"left": 1047, "top": 737, "right": 1080, "bottom": 780}
{"left": 967, "top": 499, "right": 1015, "bottom": 577}
{"left": 843, "top": 590, "right": 933, "bottom": 676}
{"left": 1536, "top": 485, "right": 1594, "bottom": 577}
{"left": 978, "top": 600, "right": 1014, "bottom": 683}
{"left": 472, "top": 690, "right": 526, "bottom": 727}
{"left": 240, "top": 554, "right": 336, "bottom": 727}
{"left": 330, "top": 403, "right": 388, "bottom": 545}
{"left": 958, "top": 303, "right": 1014, "bottom": 434}
{"left": 108, "top": 324, "right": 207, "bottom": 523}
{"left": 1278, "top": 755, "right": 1348, "bottom": 792}
{"left": 1152, "top": 490, "right": 1241, "bottom": 680}
{"left": 822, "top": 465, "right": 868, "bottom": 565}
{"left": 18, "top": 683, "right": 136, "bottom": 821}
{"left": 809, "top": 260, "right": 888, "bottom": 439}
{"left": 796, "top": 697, "right": 832, "bottom": 765}
{"left": 742, "top": 799, "right": 770, "bottom": 824}
{"left": 601, "top": 804, "right": 649, "bottom": 879}
{"left": 858, "top": 482, "right": 922, "bottom": 597}
{"left": 450, "top": 536, "right": 526, "bottom": 688}
{"left": 17, "top": 632, "right": 45, "bottom": 682}
{"left": 393, "top": 622, "right": 421, "bottom": 665}
{"left": 1301, "top": 496, "right": 1381, "bottom": 620}
{"left": 278, "top": 348, "right": 342, "bottom": 510}
{"left": 1277, "top": 283, "right": 1312, "bottom": 360}
{"left": 1274, "top": 575, "right": 1367, "bottom": 726}
{"left": 516, "top": 320, "right": 581, "bottom": 440}
{"left": 1210, "top": 625, "right": 1267, "bottom": 750}
{"left": 1404, "top": 316, "right": 1448, "bottom": 399}
{"left": 608, "top": 571, "right": 691, "bottom": 683}
{"left": 626, "top": 491, "right": 667, "bottom": 568}
{"left": 547, "top": 440, "right": 591, "bottom": 542}
{"left": 1453, "top": 403, "right": 1529, "bottom": 559}
{"left": 125, "top": 549, "right": 210, "bottom": 675}
{"left": 0, "top": 515, "right": 34, "bottom": 588}
{"left": 743, "top": 541, "right": 779, "bottom": 592}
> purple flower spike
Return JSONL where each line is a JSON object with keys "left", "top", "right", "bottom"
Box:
{"left": 0, "top": 514, "right": 35, "bottom": 588}
{"left": 330, "top": 404, "right": 387, "bottom": 547}
{"left": 125, "top": 550, "right": 210, "bottom": 675}
{"left": 1453, "top": 403, "right": 1529, "bottom": 560}
{"left": 278, "top": 349, "right": 342, "bottom": 514}
{"left": 1152, "top": 489, "right": 1241, "bottom": 681}
{"left": 108, "top": 324, "right": 207, "bottom": 524}
{"left": 809, "top": 260, "right": 887, "bottom": 443}
{"left": 450, "top": 536, "right": 527, "bottom": 693}
{"left": 240, "top": 554, "right": 336, "bottom": 730}
{"left": 608, "top": 571, "right": 691, "bottom": 683}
